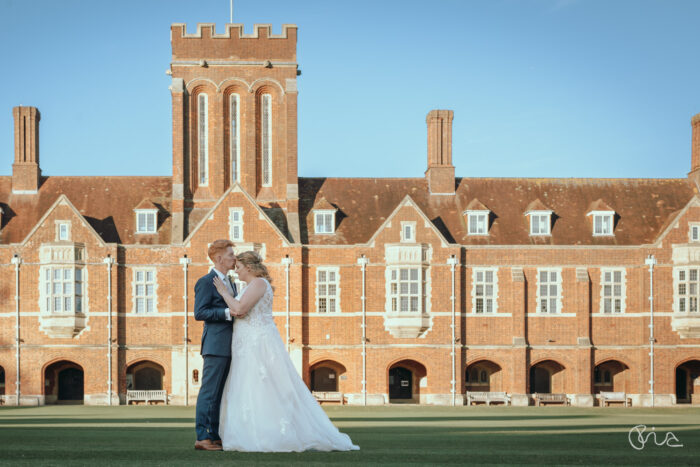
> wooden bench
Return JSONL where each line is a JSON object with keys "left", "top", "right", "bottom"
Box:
{"left": 600, "top": 391, "right": 631, "bottom": 407}
{"left": 126, "top": 390, "right": 167, "bottom": 405}
{"left": 534, "top": 393, "right": 570, "bottom": 406}
{"left": 312, "top": 391, "right": 344, "bottom": 405}
{"left": 466, "top": 391, "right": 510, "bottom": 406}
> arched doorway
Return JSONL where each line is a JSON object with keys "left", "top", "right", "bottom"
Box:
{"left": 0, "top": 365, "right": 5, "bottom": 397}
{"left": 309, "top": 360, "right": 347, "bottom": 392}
{"left": 676, "top": 360, "right": 700, "bottom": 404}
{"left": 44, "top": 361, "right": 84, "bottom": 404}
{"left": 388, "top": 360, "right": 427, "bottom": 403}
{"left": 529, "top": 360, "right": 565, "bottom": 394}
{"left": 126, "top": 361, "right": 164, "bottom": 391}
{"left": 593, "top": 360, "right": 629, "bottom": 394}
{"left": 465, "top": 360, "right": 503, "bottom": 392}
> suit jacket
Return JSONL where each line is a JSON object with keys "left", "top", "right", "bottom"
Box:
{"left": 194, "top": 269, "right": 238, "bottom": 357}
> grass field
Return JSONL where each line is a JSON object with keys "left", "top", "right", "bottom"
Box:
{"left": 0, "top": 405, "right": 698, "bottom": 466}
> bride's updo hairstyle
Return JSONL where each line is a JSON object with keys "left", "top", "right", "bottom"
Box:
{"left": 236, "top": 251, "right": 274, "bottom": 289}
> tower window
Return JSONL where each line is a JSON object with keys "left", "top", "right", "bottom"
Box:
{"left": 230, "top": 94, "right": 240, "bottom": 184}
{"left": 261, "top": 94, "right": 272, "bottom": 187}
{"left": 198, "top": 93, "right": 209, "bottom": 186}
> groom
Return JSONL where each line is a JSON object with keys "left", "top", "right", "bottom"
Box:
{"left": 194, "top": 239, "right": 238, "bottom": 451}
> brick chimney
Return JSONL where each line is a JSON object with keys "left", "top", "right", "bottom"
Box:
{"left": 425, "top": 110, "right": 455, "bottom": 195}
{"left": 12, "top": 106, "right": 41, "bottom": 194}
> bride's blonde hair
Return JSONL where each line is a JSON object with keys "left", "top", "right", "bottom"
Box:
{"left": 236, "top": 251, "right": 273, "bottom": 290}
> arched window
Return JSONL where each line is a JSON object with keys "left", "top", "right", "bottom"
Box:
{"left": 230, "top": 94, "right": 240, "bottom": 184}
{"left": 261, "top": 93, "right": 272, "bottom": 186}
{"left": 198, "top": 93, "right": 209, "bottom": 186}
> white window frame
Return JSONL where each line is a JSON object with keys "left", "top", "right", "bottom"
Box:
{"left": 528, "top": 211, "right": 552, "bottom": 236}
{"left": 132, "top": 268, "right": 158, "bottom": 314}
{"left": 600, "top": 268, "right": 626, "bottom": 314}
{"left": 590, "top": 211, "right": 614, "bottom": 236}
{"left": 135, "top": 210, "right": 157, "bottom": 234}
{"left": 261, "top": 93, "right": 272, "bottom": 187}
{"left": 472, "top": 268, "right": 498, "bottom": 314}
{"left": 690, "top": 223, "right": 700, "bottom": 243}
{"left": 230, "top": 93, "right": 241, "bottom": 184}
{"left": 387, "top": 266, "right": 425, "bottom": 313}
{"left": 314, "top": 210, "right": 335, "bottom": 234}
{"left": 536, "top": 268, "right": 562, "bottom": 314}
{"left": 198, "top": 93, "right": 209, "bottom": 186}
{"left": 316, "top": 267, "right": 341, "bottom": 313}
{"left": 400, "top": 222, "right": 416, "bottom": 243}
{"left": 675, "top": 268, "right": 700, "bottom": 313}
{"left": 467, "top": 211, "right": 489, "bottom": 236}
{"left": 56, "top": 221, "right": 71, "bottom": 241}
{"left": 229, "top": 208, "right": 244, "bottom": 242}
{"left": 40, "top": 266, "right": 85, "bottom": 314}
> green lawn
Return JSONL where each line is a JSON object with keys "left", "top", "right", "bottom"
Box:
{"left": 0, "top": 405, "right": 698, "bottom": 466}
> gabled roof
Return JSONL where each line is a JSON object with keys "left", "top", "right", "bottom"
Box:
{"left": 586, "top": 199, "right": 615, "bottom": 214}
{"left": 134, "top": 199, "right": 159, "bottom": 211}
{"left": 312, "top": 197, "right": 336, "bottom": 211}
{"left": 365, "top": 195, "right": 452, "bottom": 247}
{"left": 20, "top": 194, "right": 106, "bottom": 247}
{"left": 183, "top": 183, "right": 293, "bottom": 246}
{"left": 464, "top": 198, "right": 490, "bottom": 212}
{"left": 525, "top": 198, "right": 553, "bottom": 214}
{"left": 0, "top": 176, "right": 172, "bottom": 245}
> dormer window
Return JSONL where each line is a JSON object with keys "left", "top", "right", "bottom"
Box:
{"left": 467, "top": 211, "right": 489, "bottom": 235}
{"left": 314, "top": 210, "right": 335, "bottom": 234}
{"left": 401, "top": 222, "right": 416, "bottom": 243}
{"left": 590, "top": 211, "right": 614, "bottom": 236}
{"left": 136, "top": 210, "right": 157, "bottom": 234}
{"left": 56, "top": 221, "right": 71, "bottom": 241}
{"left": 529, "top": 211, "right": 552, "bottom": 236}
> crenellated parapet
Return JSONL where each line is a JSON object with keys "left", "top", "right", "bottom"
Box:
{"left": 171, "top": 23, "right": 297, "bottom": 61}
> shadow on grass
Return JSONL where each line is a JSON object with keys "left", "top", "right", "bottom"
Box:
{"left": 0, "top": 425, "right": 697, "bottom": 466}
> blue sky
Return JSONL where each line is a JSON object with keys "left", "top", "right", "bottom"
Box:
{"left": 0, "top": 0, "right": 698, "bottom": 179}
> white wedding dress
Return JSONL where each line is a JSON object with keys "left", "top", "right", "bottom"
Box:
{"left": 219, "top": 278, "right": 359, "bottom": 452}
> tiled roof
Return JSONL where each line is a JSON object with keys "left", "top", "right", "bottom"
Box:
{"left": 298, "top": 177, "right": 695, "bottom": 246}
{"left": 0, "top": 176, "right": 172, "bottom": 245}
{"left": 465, "top": 198, "right": 490, "bottom": 212}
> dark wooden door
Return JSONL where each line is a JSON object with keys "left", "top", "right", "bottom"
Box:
{"left": 389, "top": 367, "right": 412, "bottom": 399}
{"left": 311, "top": 367, "right": 338, "bottom": 392}
{"left": 58, "top": 368, "right": 84, "bottom": 401}
{"left": 529, "top": 367, "right": 550, "bottom": 394}
{"left": 676, "top": 367, "right": 688, "bottom": 402}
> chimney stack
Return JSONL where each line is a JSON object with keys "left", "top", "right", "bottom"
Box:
{"left": 12, "top": 106, "right": 41, "bottom": 194}
{"left": 425, "top": 110, "right": 455, "bottom": 195}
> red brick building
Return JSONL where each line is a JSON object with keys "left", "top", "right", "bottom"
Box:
{"left": 1, "top": 23, "right": 700, "bottom": 407}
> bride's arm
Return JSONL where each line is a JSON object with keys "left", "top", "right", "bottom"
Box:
{"left": 213, "top": 277, "right": 266, "bottom": 317}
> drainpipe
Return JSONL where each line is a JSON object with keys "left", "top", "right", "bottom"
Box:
{"left": 180, "top": 256, "right": 191, "bottom": 406}
{"left": 358, "top": 255, "right": 369, "bottom": 406}
{"left": 447, "top": 255, "right": 458, "bottom": 406}
{"left": 11, "top": 254, "right": 21, "bottom": 406}
{"left": 281, "top": 255, "right": 292, "bottom": 353}
{"left": 645, "top": 255, "right": 656, "bottom": 408}
{"left": 103, "top": 255, "right": 115, "bottom": 405}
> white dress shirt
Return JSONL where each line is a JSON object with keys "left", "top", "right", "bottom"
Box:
{"left": 213, "top": 268, "right": 234, "bottom": 320}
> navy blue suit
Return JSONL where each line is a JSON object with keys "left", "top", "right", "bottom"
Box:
{"left": 194, "top": 269, "right": 237, "bottom": 442}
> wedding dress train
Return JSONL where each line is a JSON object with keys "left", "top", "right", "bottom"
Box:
{"left": 219, "top": 279, "right": 359, "bottom": 452}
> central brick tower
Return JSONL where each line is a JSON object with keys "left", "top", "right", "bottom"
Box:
{"left": 169, "top": 23, "right": 300, "bottom": 242}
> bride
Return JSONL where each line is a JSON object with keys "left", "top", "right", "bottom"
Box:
{"left": 212, "top": 251, "right": 359, "bottom": 452}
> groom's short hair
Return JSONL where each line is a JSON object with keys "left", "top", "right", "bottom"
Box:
{"left": 208, "top": 239, "right": 235, "bottom": 262}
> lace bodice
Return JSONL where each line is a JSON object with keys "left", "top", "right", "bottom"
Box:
{"left": 235, "top": 278, "right": 274, "bottom": 328}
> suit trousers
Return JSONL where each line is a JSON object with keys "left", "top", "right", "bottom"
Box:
{"left": 195, "top": 355, "right": 231, "bottom": 441}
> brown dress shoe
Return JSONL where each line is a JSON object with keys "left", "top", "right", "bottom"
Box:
{"left": 194, "top": 439, "right": 223, "bottom": 451}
